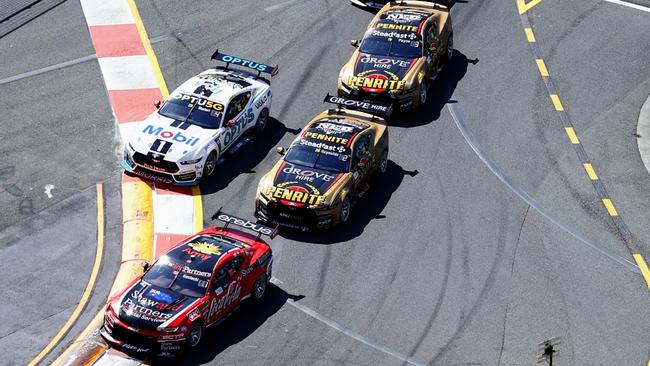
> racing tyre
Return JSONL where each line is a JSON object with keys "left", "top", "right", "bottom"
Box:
{"left": 447, "top": 33, "right": 454, "bottom": 63}
{"left": 203, "top": 151, "right": 217, "bottom": 177}
{"left": 252, "top": 273, "right": 268, "bottom": 301}
{"left": 186, "top": 322, "right": 203, "bottom": 349}
{"left": 254, "top": 108, "right": 269, "bottom": 133}
{"left": 378, "top": 150, "right": 388, "bottom": 175}
{"left": 418, "top": 81, "right": 428, "bottom": 107}
{"left": 339, "top": 196, "right": 351, "bottom": 224}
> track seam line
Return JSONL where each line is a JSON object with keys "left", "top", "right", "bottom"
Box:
{"left": 516, "top": 2, "right": 650, "bottom": 291}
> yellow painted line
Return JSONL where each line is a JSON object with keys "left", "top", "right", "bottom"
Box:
{"left": 583, "top": 163, "right": 599, "bottom": 180}
{"left": 28, "top": 184, "right": 105, "bottom": 366}
{"left": 632, "top": 254, "right": 650, "bottom": 291}
{"left": 192, "top": 185, "right": 203, "bottom": 232}
{"left": 550, "top": 94, "right": 564, "bottom": 111}
{"left": 524, "top": 27, "right": 536, "bottom": 42}
{"left": 564, "top": 127, "right": 580, "bottom": 144}
{"left": 535, "top": 59, "right": 549, "bottom": 77}
{"left": 127, "top": 0, "right": 169, "bottom": 98}
{"left": 602, "top": 198, "right": 619, "bottom": 217}
{"left": 517, "top": 0, "right": 543, "bottom": 14}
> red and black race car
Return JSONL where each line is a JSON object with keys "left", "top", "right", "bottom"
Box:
{"left": 100, "top": 211, "right": 277, "bottom": 356}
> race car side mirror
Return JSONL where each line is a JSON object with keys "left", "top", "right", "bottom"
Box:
{"left": 358, "top": 156, "right": 369, "bottom": 168}
{"left": 276, "top": 146, "right": 285, "bottom": 155}
{"left": 350, "top": 39, "right": 359, "bottom": 48}
{"left": 153, "top": 100, "right": 162, "bottom": 109}
{"left": 429, "top": 42, "right": 439, "bottom": 51}
{"left": 141, "top": 261, "right": 150, "bottom": 272}
{"left": 227, "top": 269, "right": 236, "bottom": 277}
{"left": 226, "top": 119, "right": 237, "bottom": 127}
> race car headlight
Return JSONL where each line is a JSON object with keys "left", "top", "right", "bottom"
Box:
{"left": 258, "top": 192, "right": 270, "bottom": 204}
{"left": 180, "top": 157, "right": 201, "bottom": 165}
{"left": 316, "top": 197, "right": 340, "bottom": 211}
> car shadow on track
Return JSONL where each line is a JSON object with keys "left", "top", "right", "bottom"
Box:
{"left": 199, "top": 117, "right": 301, "bottom": 195}
{"left": 149, "top": 284, "right": 303, "bottom": 365}
{"left": 278, "top": 160, "right": 418, "bottom": 244}
{"left": 390, "top": 49, "right": 478, "bottom": 128}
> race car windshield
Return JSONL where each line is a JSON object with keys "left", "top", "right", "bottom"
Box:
{"left": 158, "top": 97, "right": 224, "bottom": 129}
{"left": 142, "top": 256, "right": 210, "bottom": 298}
{"left": 359, "top": 33, "right": 422, "bottom": 58}
{"left": 284, "top": 145, "right": 350, "bottom": 173}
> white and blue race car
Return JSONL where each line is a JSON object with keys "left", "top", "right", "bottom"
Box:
{"left": 121, "top": 51, "right": 278, "bottom": 185}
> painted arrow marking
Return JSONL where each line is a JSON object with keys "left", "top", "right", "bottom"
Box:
{"left": 517, "top": 0, "right": 542, "bottom": 14}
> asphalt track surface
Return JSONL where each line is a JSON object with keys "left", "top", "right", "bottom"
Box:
{"left": 0, "top": 0, "right": 649, "bottom": 365}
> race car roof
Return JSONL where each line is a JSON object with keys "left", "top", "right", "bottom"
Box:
{"left": 173, "top": 70, "right": 253, "bottom": 105}
{"left": 299, "top": 118, "right": 370, "bottom": 149}
{"left": 165, "top": 234, "right": 241, "bottom": 273}
{"left": 374, "top": 9, "right": 432, "bottom": 33}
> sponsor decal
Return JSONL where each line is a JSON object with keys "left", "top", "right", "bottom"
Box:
{"left": 188, "top": 308, "right": 201, "bottom": 322}
{"left": 254, "top": 94, "right": 268, "bottom": 109}
{"left": 371, "top": 29, "right": 418, "bottom": 41}
{"left": 122, "top": 343, "right": 150, "bottom": 353}
{"left": 161, "top": 342, "right": 183, "bottom": 351}
{"left": 182, "top": 247, "right": 213, "bottom": 261}
{"left": 122, "top": 297, "right": 173, "bottom": 322}
{"left": 385, "top": 12, "right": 424, "bottom": 22}
{"left": 143, "top": 125, "right": 199, "bottom": 146}
{"left": 188, "top": 241, "right": 223, "bottom": 256}
{"left": 299, "top": 139, "right": 348, "bottom": 154}
{"left": 170, "top": 92, "right": 224, "bottom": 112}
{"left": 257, "top": 251, "right": 271, "bottom": 266}
{"left": 168, "top": 262, "right": 212, "bottom": 278}
{"left": 347, "top": 74, "right": 405, "bottom": 92}
{"left": 132, "top": 169, "right": 173, "bottom": 184}
{"left": 209, "top": 282, "right": 242, "bottom": 318}
{"left": 282, "top": 166, "right": 334, "bottom": 183}
{"left": 241, "top": 266, "right": 254, "bottom": 276}
{"left": 324, "top": 95, "right": 390, "bottom": 114}
{"left": 218, "top": 54, "right": 270, "bottom": 73}
{"left": 266, "top": 181, "right": 325, "bottom": 206}
{"left": 360, "top": 56, "right": 411, "bottom": 69}
{"left": 375, "top": 22, "right": 418, "bottom": 32}
{"left": 147, "top": 288, "right": 173, "bottom": 305}
{"left": 218, "top": 108, "right": 255, "bottom": 151}
{"left": 315, "top": 122, "right": 355, "bottom": 134}
{"left": 304, "top": 131, "right": 349, "bottom": 145}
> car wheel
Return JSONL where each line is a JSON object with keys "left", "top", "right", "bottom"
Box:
{"left": 379, "top": 150, "right": 388, "bottom": 175}
{"left": 203, "top": 151, "right": 217, "bottom": 177}
{"left": 447, "top": 33, "right": 454, "bottom": 63}
{"left": 186, "top": 322, "right": 203, "bottom": 349}
{"left": 252, "top": 273, "right": 268, "bottom": 301}
{"left": 419, "top": 81, "right": 428, "bottom": 106}
{"left": 254, "top": 108, "right": 269, "bottom": 133}
{"left": 339, "top": 196, "right": 351, "bottom": 224}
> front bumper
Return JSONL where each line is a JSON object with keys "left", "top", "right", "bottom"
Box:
{"left": 121, "top": 152, "right": 201, "bottom": 186}
{"left": 101, "top": 316, "right": 186, "bottom": 357}
{"left": 338, "top": 82, "right": 418, "bottom": 112}
{"left": 255, "top": 198, "right": 336, "bottom": 231}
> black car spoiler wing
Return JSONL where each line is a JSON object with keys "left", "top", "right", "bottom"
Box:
{"left": 211, "top": 50, "right": 279, "bottom": 77}
{"left": 211, "top": 208, "right": 279, "bottom": 240}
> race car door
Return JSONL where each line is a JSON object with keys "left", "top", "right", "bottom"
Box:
{"left": 217, "top": 91, "right": 254, "bottom": 153}
{"left": 351, "top": 133, "right": 373, "bottom": 197}
{"left": 206, "top": 256, "right": 244, "bottom": 325}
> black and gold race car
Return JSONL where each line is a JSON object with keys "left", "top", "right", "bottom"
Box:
{"left": 254, "top": 95, "right": 390, "bottom": 231}
{"left": 339, "top": 1, "right": 453, "bottom": 112}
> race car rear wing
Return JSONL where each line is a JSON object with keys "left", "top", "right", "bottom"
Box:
{"left": 323, "top": 93, "right": 392, "bottom": 118}
{"left": 211, "top": 50, "right": 279, "bottom": 78}
{"left": 211, "top": 208, "right": 279, "bottom": 240}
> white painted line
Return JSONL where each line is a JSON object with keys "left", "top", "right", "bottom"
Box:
{"left": 97, "top": 55, "right": 159, "bottom": 90}
{"left": 265, "top": 0, "right": 304, "bottom": 12}
{"left": 80, "top": 0, "right": 135, "bottom": 26}
{"left": 44, "top": 184, "right": 55, "bottom": 198}
{"left": 153, "top": 194, "right": 195, "bottom": 235}
{"left": 604, "top": 0, "right": 650, "bottom": 12}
